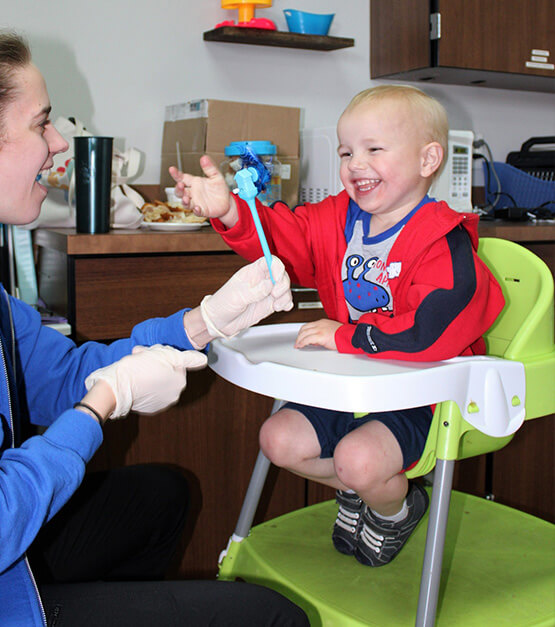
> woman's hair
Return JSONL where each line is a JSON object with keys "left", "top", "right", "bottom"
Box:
{"left": 343, "top": 84, "right": 449, "bottom": 178}
{"left": 0, "top": 32, "right": 31, "bottom": 136}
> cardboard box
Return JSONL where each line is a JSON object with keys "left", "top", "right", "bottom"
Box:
{"left": 160, "top": 99, "right": 301, "bottom": 206}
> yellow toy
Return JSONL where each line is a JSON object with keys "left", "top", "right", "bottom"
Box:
{"left": 216, "top": 0, "right": 276, "bottom": 29}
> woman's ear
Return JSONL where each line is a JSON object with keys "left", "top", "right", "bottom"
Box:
{"left": 420, "top": 142, "right": 443, "bottom": 178}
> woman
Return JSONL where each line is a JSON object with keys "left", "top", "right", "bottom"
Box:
{"left": 0, "top": 31, "right": 307, "bottom": 627}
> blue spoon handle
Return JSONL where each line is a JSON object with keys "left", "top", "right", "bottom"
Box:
{"left": 245, "top": 198, "right": 275, "bottom": 284}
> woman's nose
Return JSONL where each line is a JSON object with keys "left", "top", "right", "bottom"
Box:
{"left": 48, "top": 125, "right": 69, "bottom": 156}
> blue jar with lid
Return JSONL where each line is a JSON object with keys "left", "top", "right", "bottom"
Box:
{"left": 221, "top": 140, "right": 282, "bottom": 206}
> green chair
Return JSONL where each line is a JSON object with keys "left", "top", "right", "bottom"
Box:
{"left": 211, "top": 238, "right": 555, "bottom": 626}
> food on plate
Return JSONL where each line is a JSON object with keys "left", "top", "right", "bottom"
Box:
{"left": 140, "top": 200, "right": 208, "bottom": 224}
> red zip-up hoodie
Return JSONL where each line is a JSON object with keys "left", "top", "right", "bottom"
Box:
{"left": 213, "top": 191, "right": 505, "bottom": 362}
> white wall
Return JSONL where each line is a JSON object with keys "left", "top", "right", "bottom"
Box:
{"left": 4, "top": 0, "right": 554, "bottom": 185}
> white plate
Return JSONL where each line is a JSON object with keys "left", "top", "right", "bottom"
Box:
{"left": 141, "top": 222, "right": 207, "bottom": 232}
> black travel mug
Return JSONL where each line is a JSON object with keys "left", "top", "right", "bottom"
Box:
{"left": 74, "top": 136, "right": 113, "bottom": 234}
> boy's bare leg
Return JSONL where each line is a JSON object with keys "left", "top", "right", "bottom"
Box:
{"left": 259, "top": 409, "right": 406, "bottom": 513}
{"left": 259, "top": 408, "right": 348, "bottom": 490}
{"left": 334, "top": 422, "right": 428, "bottom": 567}
{"left": 333, "top": 420, "right": 407, "bottom": 516}
{"left": 260, "top": 408, "right": 428, "bottom": 565}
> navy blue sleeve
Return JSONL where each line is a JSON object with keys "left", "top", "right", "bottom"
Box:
{"left": 352, "top": 227, "right": 476, "bottom": 354}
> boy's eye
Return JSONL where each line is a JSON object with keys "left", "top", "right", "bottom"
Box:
{"left": 39, "top": 119, "right": 50, "bottom": 132}
{"left": 369, "top": 147, "right": 381, "bottom": 153}
{"left": 339, "top": 151, "right": 352, "bottom": 158}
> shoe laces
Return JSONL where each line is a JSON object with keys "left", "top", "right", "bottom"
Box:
{"left": 335, "top": 504, "right": 361, "bottom": 534}
{"left": 360, "top": 523, "right": 384, "bottom": 553}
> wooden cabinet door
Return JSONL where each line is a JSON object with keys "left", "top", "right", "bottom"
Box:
{"left": 370, "top": 0, "right": 430, "bottom": 77}
{"left": 438, "top": 0, "right": 554, "bottom": 77}
{"left": 370, "top": 0, "right": 554, "bottom": 91}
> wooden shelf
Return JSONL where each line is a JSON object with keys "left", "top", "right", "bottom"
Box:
{"left": 203, "top": 26, "right": 354, "bottom": 51}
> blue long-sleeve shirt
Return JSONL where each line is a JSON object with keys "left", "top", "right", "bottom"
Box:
{"left": 0, "top": 286, "right": 196, "bottom": 626}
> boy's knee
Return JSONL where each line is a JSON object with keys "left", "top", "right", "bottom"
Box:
{"left": 334, "top": 439, "right": 381, "bottom": 490}
{"left": 259, "top": 411, "right": 302, "bottom": 467}
{"left": 259, "top": 418, "right": 288, "bottom": 466}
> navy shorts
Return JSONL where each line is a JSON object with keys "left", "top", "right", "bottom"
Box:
{"left": 282, "top": 402, "right": 433, "bottom": 471}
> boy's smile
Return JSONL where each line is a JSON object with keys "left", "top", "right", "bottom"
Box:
{"left": 354, "top": 179, "right": 380, "bottom": 193}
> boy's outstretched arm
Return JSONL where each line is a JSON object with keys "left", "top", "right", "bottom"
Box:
{"left": 169, "top": 155, "right": 239, "bottom": 228}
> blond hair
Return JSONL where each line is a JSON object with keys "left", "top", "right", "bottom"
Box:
{"left": 343, "top": 85, "right": 449, "bottom": 179}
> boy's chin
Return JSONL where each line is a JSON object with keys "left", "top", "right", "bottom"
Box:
{"left": 353, "top": 198, "right": 377, "bottom": 214}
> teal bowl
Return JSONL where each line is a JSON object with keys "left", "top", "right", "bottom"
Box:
{"left": 283, "top": 9, "right": 335, "bottom": 36}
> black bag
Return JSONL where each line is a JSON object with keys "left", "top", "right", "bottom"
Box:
{"left": 506, "top": 136, "right": 555, "bottom": 181}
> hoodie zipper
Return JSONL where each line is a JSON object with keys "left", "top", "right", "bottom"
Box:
{"left": 25, "top": 556, "right": 48, "bottom": 627}
{"left": 1, "top": 292, "right": 48, "bottom": 626}
{"left": 1, "top": 292, "right": 15, "bottom": 448}
{"left": 387, "top": 211, "right": 467, "bottom": 318}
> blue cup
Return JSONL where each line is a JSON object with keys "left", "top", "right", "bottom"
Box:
{"left": 283, "top": 9, "right": 335, "bottom": 36}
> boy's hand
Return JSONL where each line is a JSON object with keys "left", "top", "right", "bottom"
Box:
{"left": 169, "top": 155, "right": 238, "bottom": 227}
{"left": 294, "top": 319, "right": 341, "bottom": 351}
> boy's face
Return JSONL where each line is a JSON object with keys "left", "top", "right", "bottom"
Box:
{"left": 337, "top": 100, "right": 438, "bottom": 219}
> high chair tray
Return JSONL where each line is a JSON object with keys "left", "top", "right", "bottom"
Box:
{"left": 208, "top": 324, "right": 525, "bottom": 436}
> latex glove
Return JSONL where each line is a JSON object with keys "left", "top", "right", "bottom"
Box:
{"left": 200, "top": 255, "right": 293, "bottom": 339}
{"left": 85, "top": 345, "right": 207, "bottom": 418}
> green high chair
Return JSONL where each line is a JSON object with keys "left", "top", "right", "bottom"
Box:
{"left": 210, "top": 238, "right": 555, "bottom": 626}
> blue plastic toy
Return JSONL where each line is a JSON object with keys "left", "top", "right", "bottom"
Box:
{"left": 236, "top": 143, "right": 271, "bottom": 193}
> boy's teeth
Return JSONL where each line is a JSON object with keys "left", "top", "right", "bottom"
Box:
{"left": 356, "top": 179, "right": 379, "bottom": 191}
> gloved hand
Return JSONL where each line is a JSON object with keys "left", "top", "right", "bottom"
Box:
{"left": 200, "top": 255, "right": 293, "bottom": 339}
{"left": 85, "top": 345, "right": 207, "bottom": 418}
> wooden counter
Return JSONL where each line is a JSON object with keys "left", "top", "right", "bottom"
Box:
{"left": 34, "top": 226, "right": 231, "bottom": 255}
{"left": 34, "top": 221, "right": 554, "bottom": 579}
{"left": 477, "top": 220, "right": 555, "bottom": 242}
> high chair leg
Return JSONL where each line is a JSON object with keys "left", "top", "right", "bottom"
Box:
{"left": 234, "top": 449, "right": 272, "bottom": 538}
{"left": 233, "top": 399, "right": 286, "bottom": 539}
{"left": 416, "top": 458, "right": 455, "bottom": 627}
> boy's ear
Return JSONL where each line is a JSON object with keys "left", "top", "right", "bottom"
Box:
{"left": 420, "top": 142, "right": 443, "bottom": 178}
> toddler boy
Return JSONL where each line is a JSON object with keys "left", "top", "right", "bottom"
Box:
{"left": 170, "top": 85, "right": 504, "bottom": 566}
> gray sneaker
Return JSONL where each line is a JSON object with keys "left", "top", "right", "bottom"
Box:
{"left": 332, "top": 490, "right": 365, "bottom": 555}
{"left": 354, "top": 482, "right": 429, "bottom": 567}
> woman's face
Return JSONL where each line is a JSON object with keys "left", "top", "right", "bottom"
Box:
{"left": 0, "top": 63, "right": 68, "bottom": 225}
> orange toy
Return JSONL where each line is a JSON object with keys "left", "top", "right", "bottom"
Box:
{"left": 216, "top": 0, "right": 276, "bottom": 29}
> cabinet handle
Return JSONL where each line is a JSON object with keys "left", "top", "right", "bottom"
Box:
{"left": 297, "top": 301, "right": 324, "bottom": 310}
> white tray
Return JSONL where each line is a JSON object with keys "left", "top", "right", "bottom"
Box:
{"left": 208, "top": 323, "right": 525, "bottom": 437}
